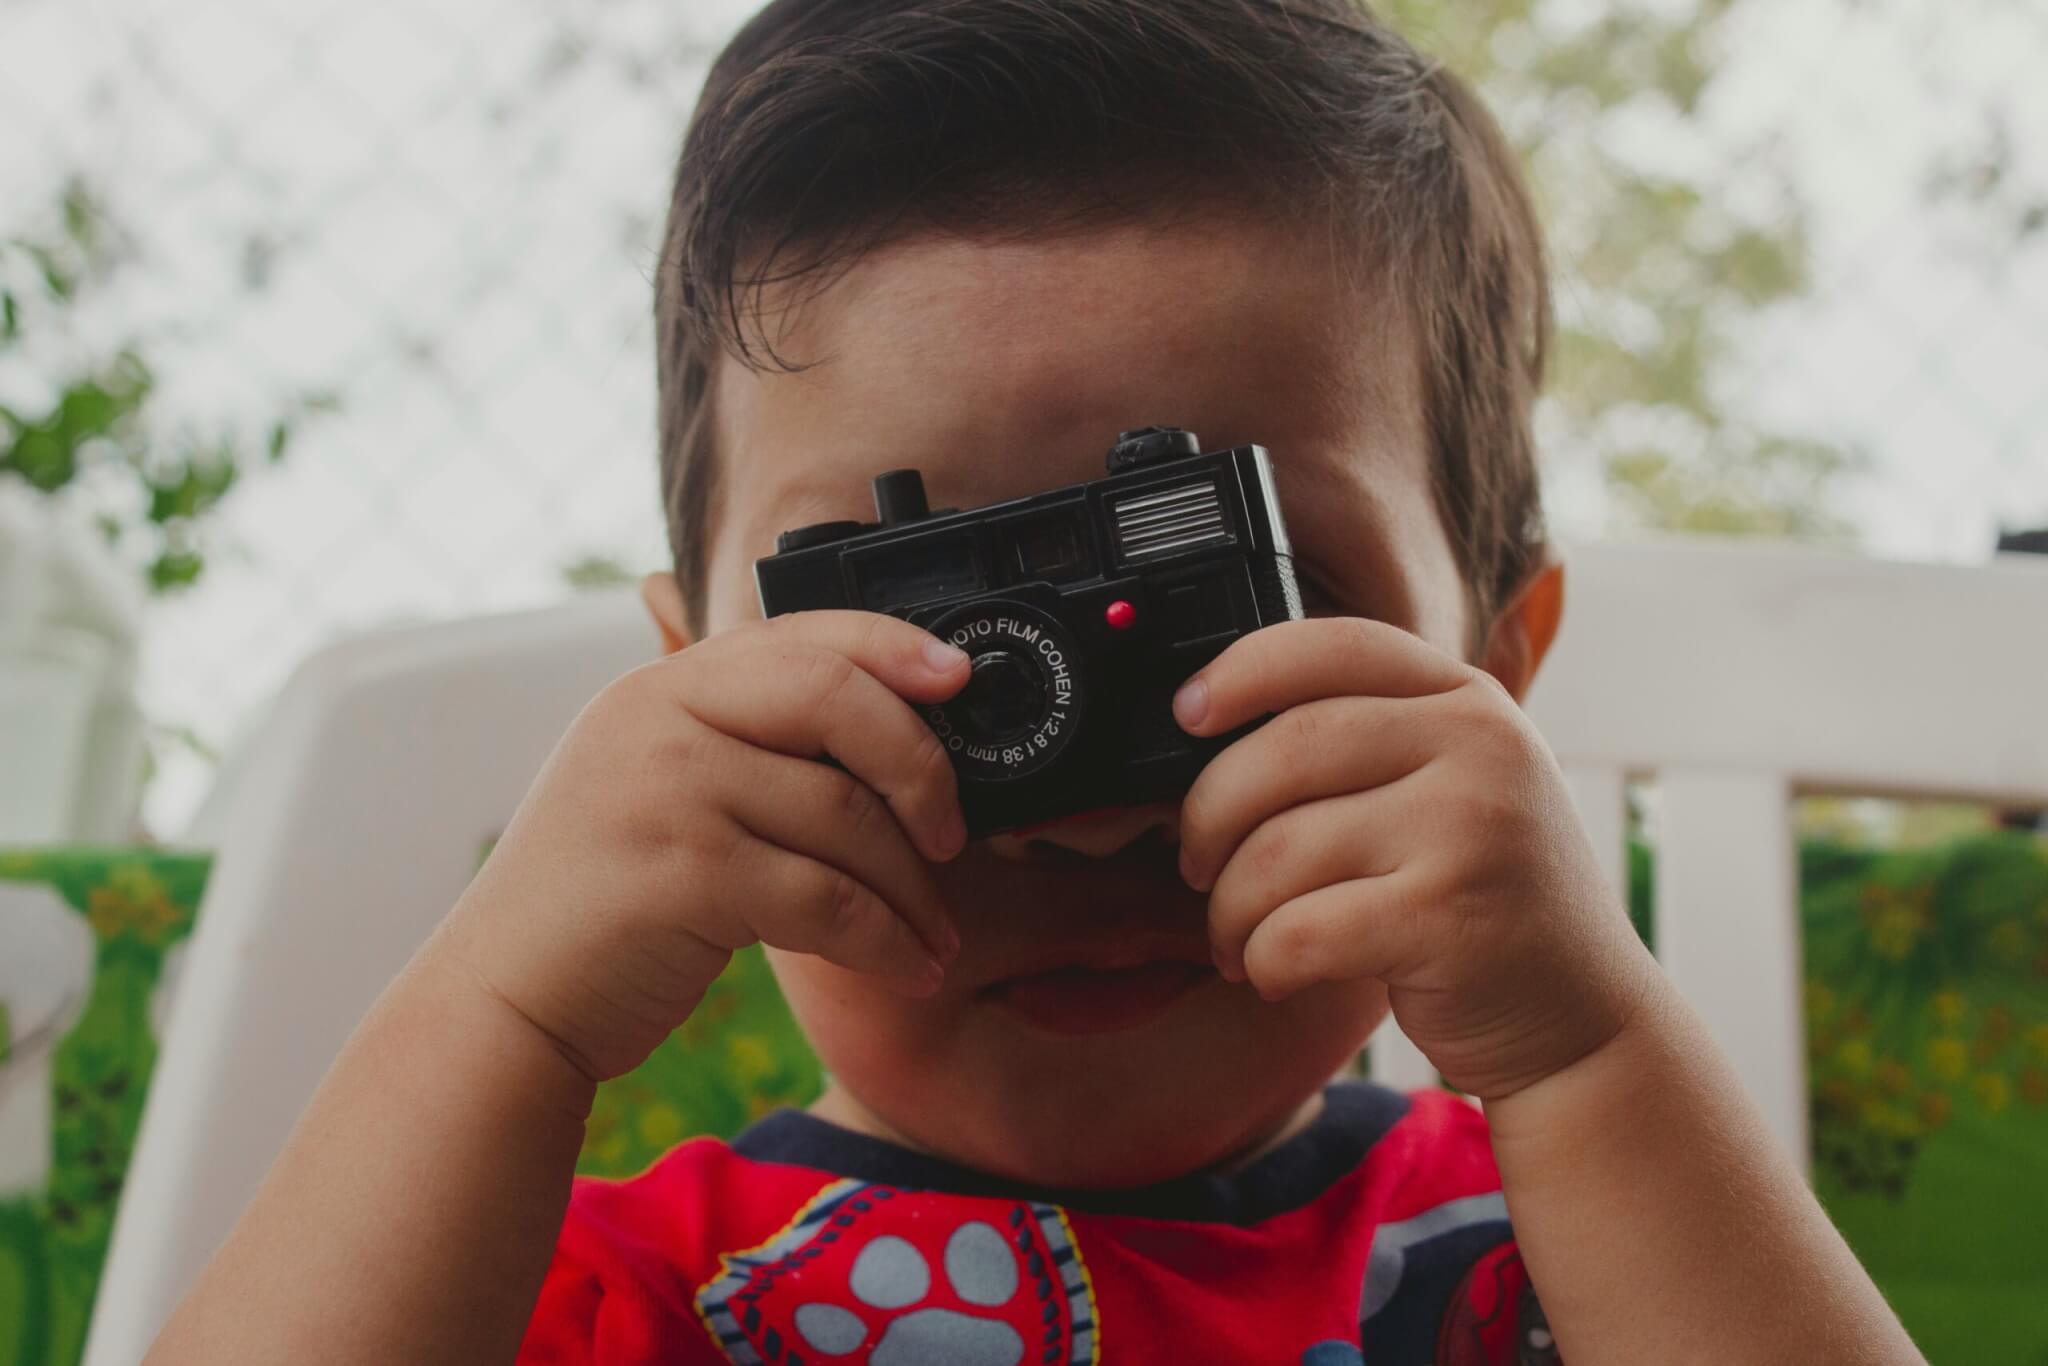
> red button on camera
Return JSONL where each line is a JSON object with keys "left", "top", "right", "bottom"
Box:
{"left": 1105, "top": 600, "right": 1136, "bottom": 631}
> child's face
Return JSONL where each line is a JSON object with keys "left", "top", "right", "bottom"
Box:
{"left": 675, "top": 217, "right": 1474, "bottom": 1187}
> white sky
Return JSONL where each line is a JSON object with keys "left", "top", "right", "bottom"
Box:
{"left": 1, "top": 0, "right": 2043, "bottom": 834}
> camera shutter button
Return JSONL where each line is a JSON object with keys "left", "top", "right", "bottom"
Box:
{"left": 872, "top": 469, "right": 930, "bottom": 524}
{"left": 1106, "top": 426, "right": 1201, "bottom": 472}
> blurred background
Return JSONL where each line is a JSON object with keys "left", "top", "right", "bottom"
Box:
{"left": 3, "top": 0, "right": 2045, "bottom": 836}
{"left": 4, "top": 5, "right": 2048, "bottom": 1363}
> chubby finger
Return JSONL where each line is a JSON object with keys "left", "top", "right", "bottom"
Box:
{"left": 723, "top": 745, "right": 961, "bottom": 963}
{"left": 717, "top": 832, "right": 947, "bottom": 996}
{"left": 1173, "top": 617, "right": 1471, "bottom": 739}
{"left": 1204, "top": 784, "right": 1418, "bottom": 981}
{"left": 677, "top": 614, "right": 970, "bottom": 861}
{"left": 1240, "top": 869, "right": 1438, "bottom": 1001}
{"left": 1178, "top": 695, "right": 1440, "bottom": 892}
{"left": 741, "top": 609, "right": 976, "bottom": 705}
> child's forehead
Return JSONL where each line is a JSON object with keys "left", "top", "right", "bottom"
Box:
{"left": 709, "top": 218, "right": 1462, "bottom": 640}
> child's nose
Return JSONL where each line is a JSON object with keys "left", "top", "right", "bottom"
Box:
{"left": 982, "top": 803, "right": 1181, "bottom": 860}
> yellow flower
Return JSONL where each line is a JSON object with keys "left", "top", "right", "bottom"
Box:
{"left": 1804, "top": 981, "right": 1836, "bottom": 1023}
{"left": 1973, "top": 1073, "right": 2012, "bottom": 1114}
{"left": 2022, "top": 1067, "right": 2048, "bottom": 1108}
{"left": 727, "top": 1034, "right": 775, "bottom": 1085}
{"left": 1835, "top": 1039, "right": 1874, "bottom": 1075}
{"left": 2026, "top": 1023, "right": 2048, "bottom": 1064}
{"left": 1862, "top": 884, "right": 1932, "bottom": 962}
{"left": 1857, "top": 1098, "right": 1915, "bottom": 1135}
{"left": 1931, "top": 991, "right": 1966, "bottom": 1027}
{"left": 86, "top": 865, "right": 182, "bottom": 945}
{"left": 1928, "top": 1038, "right": 1968, "bottom": 1082}
{"left": 637, "top": 1103, "right": 685, "bottom": 1148}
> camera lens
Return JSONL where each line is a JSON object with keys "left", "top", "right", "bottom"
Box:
{"left": 922, "top": 599, "right": 1084, "bottom": 784}
{"left": 957, "top": 652, "right": 1044, "bottom": 738}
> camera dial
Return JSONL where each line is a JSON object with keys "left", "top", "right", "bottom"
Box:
{"left": 922, "top": 599, "right": 1084, "bottom": 783}
{"left": 871, "top": 469, "right": 930, "bottom": 524}
{"left": 1106, "top": 425, "right": 1201, "bottom": 473}
{"left": 775, "top": 520, "right": 864, "bottom": 553}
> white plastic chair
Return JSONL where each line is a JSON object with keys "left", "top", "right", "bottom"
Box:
{"left": 85, "top": 590, "right": 656, "bottom": 1366}
{"left": 84, "top": 540, "right": 2048, "bottom": 1364}
{"left": 0, "top": 490, "right": 147, "bottom": 843}
{"left": 1368, "top": 540, "right": 2048, "bottom": 1158}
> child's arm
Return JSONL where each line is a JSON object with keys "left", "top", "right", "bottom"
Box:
{"left": 147, "top": 612, "right": 972, "bottom": 1364}
{"left": 1483, "top": 986, "right": 1916, "bottom": 1361}
{"left": 1174, "top": 615, "right": 1925, "bottom": 1365}
{"left": 145, "top": 937, "right": 597, "bottom": 1363}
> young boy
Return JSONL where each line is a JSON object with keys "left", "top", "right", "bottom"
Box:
{"left": 149, "top": 2, "right": 1924, "bottom": 1362}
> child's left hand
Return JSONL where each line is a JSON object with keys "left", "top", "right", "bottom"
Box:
{"left": 1173, "top": 616, "right": 1660, "bottom": 1102}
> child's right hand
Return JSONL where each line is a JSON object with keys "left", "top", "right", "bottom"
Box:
{"left": 438, "top": 610, "right": 972, "bottom": 1083}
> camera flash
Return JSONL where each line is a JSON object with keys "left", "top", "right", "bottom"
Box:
{"left": 1104, "top": 600, "right": 1136, "bottom": 631}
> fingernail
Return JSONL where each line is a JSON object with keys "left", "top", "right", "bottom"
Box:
{"left": 1178, "top": 846, "right": 1205, "bottom": 891}
{"left": 910, "top": 956, "right": 947, "bottom": 996}
{"left": 924, "top": 637, "right": 969, "bottom": 672}
{"left": 1172, "top": 677, "right": 1209, "bottom": 730}
{"left": 934, "top": 807, "right": 967, "bottom": 860}
{"left": 935, "top": 923, "right": 962, "bottom": 963}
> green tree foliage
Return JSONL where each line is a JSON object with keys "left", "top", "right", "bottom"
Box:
{"left": 1383, "top": 0, "right": 1861, "bottom": 540}
{"left": 0, "top": 180, "right": 335, "bottom": 595}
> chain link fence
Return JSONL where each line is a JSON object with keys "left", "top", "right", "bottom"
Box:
{"left": 3, "top": 0, "right": 2045, "bottom": 833}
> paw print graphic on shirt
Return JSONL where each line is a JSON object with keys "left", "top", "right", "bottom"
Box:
{"left": 697, "top": 1182, "right": 1098, "bottom": 1365}
{"left": 793, "top": 1222, "right": 1027, "bottom": 1364}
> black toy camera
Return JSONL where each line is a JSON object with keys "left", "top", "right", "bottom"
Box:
{"left": 754, "top": 427, "right": 1303, "bottom": 837}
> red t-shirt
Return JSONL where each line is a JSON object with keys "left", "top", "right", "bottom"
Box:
{"left": 518, "top": 1083, "right": 1554, "bottom": 1364}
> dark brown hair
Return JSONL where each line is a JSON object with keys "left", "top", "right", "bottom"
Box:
{"left": 656, "top": 0, "right": 1549, "bottom": 644}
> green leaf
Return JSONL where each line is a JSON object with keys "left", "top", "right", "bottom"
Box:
{"left": 145, "top": 456, "right": 238, "bottom": 525}
{"left": 0, "top": 291, "right": 16, "bottom": 343}
{"left": 57, "top": 380, "right": 121, "bottom": 443}
{"left": 60, "top": 178, "right": 98, "bottom": 254}
{"left": 25, "top": 242, "right": 76, "bottom": 302}
{"left": 4, "top": 426, "right": 77, "bottom": 491}
{"left": 147, "top": 550, "right": 205, "bottom": 592}
{"left": 562, "top": 554, "right": 638, "bottom": 591}
{"left": 267, "top": 420, "right": 291, "bottom": 462}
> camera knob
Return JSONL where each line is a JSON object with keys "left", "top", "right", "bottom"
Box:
{"left": 872, "top": 469, "right": 930, "bottom": 525}
{"left": 775, "top": 520, "right": 864, "bottom": 554}
{"left": 1106, "top": 426, "right": 1201, "bottom": 473}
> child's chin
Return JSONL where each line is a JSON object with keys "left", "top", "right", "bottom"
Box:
{"left": 969, "top": 1079, "right": 1339, "bottom": 1192}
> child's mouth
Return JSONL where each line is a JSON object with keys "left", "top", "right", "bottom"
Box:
{"left": 984, "top": 959, "right": 1216, "bottom": 1035}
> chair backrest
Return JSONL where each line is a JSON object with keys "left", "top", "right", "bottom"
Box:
{"left": 85, "top": 540, "right": 2048, "bottom": 1362}
{"left": 84, "top": 591, "right": 656, "bottom": 1366}
{"left": 1368, "top": 539, "right": 2048, "bottom": 1161}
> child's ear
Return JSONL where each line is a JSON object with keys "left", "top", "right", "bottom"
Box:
{"left": 1478, "top": 556, "right": 1564, "bottom": 703}
{"left": 640, "top": 571, "right": 695, "bottom": 656}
